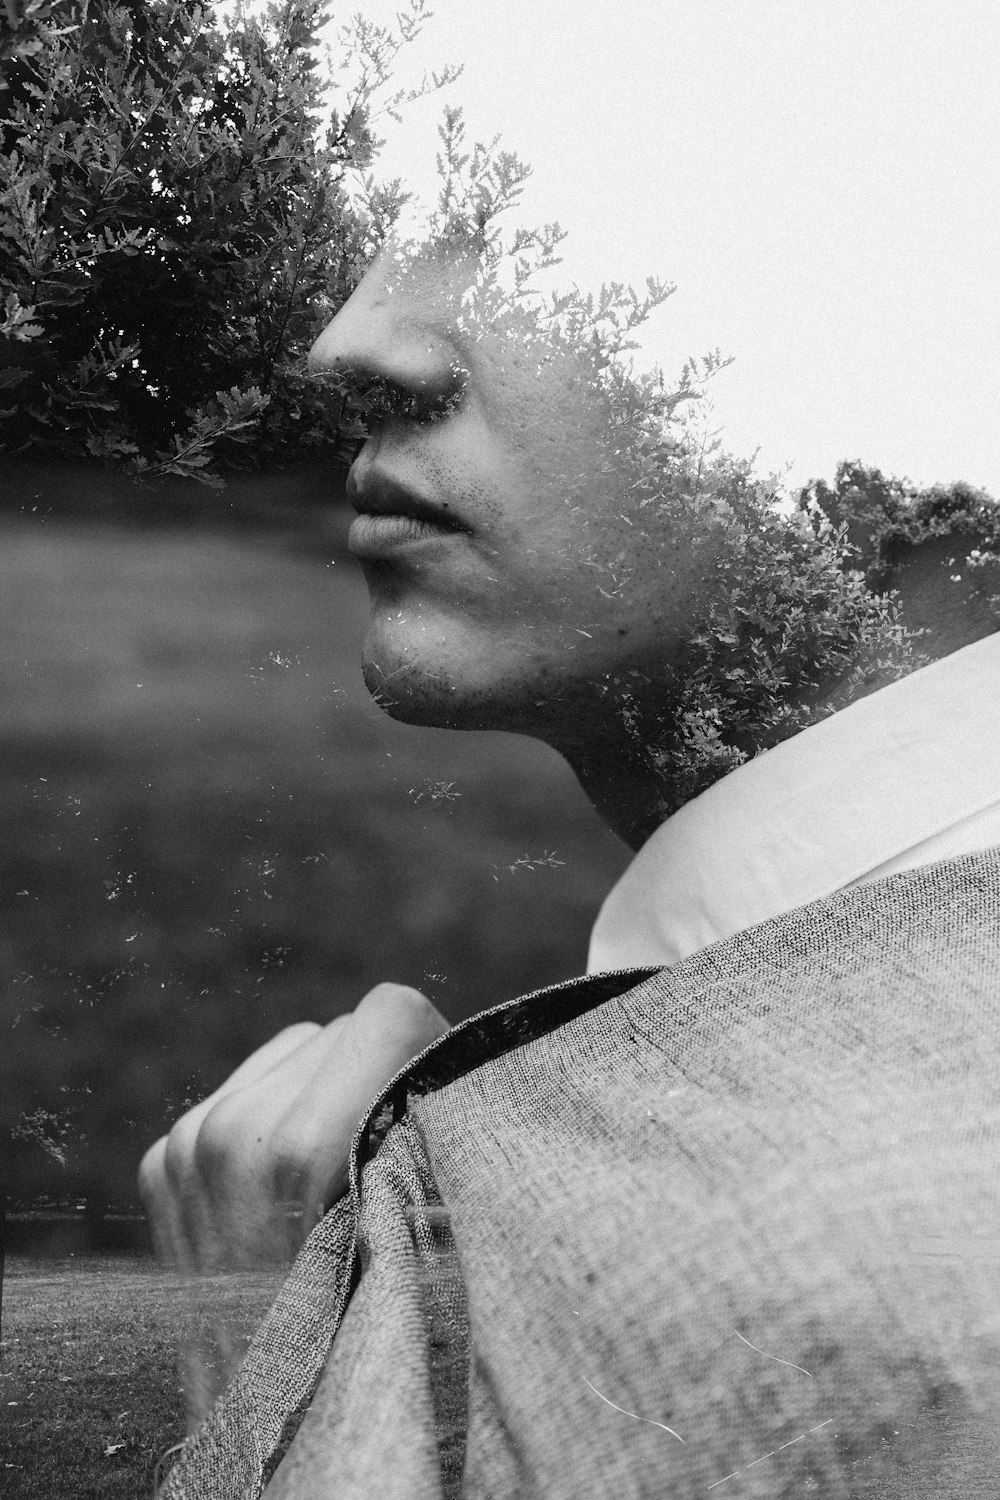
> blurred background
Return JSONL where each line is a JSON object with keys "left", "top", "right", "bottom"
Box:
{"left": 1, "top": 459, "right": 628, "bottom": 1242}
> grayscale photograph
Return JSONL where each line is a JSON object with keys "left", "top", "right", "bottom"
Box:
{"left": 2, "top": 1, "right": 998, "bottom": 1495}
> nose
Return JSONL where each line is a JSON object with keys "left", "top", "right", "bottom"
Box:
{"left": 307, "top": 243, "right": 469, "bottom": 407}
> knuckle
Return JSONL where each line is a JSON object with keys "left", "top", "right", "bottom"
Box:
{"left": 358, "top": 982, "right": 443, "bottom": 1030}
{"left": 191, "top": 1098, "right": 243, "bottom": 1183}
{"left": 271, "top": 1101, "right": 339, "bottom": 1172}
{"left": 267, "top": 1123, "right": 317, "bottom": 1196}
{"left": 269, "top": 1110, "right": 348, "bottom": 1214}
{"left": 275, "top": 1021, "right": 322, "bottom": 1046}
{"left": 162, "top": 1113, "right": 203, "bottom": 1187}
{"left": 137, "top": 1138, "right": 167, "bottom": 1206}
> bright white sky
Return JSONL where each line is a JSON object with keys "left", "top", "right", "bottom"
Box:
{"left": 324, "top": 0, "right": 999, "bottom": 497}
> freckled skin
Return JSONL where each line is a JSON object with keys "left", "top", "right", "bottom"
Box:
{"left": 308, "top": 240, "right": 721, "bottom": 847}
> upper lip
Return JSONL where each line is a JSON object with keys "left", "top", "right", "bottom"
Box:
{"left": 347, "top": 463, "right": 468, "bottom": 532}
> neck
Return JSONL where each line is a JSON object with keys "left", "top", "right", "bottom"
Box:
{"left": 549, "top": 597, "right": 998, "bottom": 855}
{"left": 535, "top": 680, "right": 684, "bottom": 851}
{"left": 564, "top": 744, "right": 669, "bottom": 852}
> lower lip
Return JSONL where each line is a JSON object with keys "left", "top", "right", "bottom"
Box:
{"left": 348, "top": 512, "right": 464, "bottom": 559}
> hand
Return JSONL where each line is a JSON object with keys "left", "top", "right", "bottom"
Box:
{"left": 139, "top": 982, "right": 450, "bottom": 1275}
{"left": 139, "top": 983, "right": 449, "bottom": 1428}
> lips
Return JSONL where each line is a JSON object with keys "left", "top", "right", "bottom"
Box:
{"left": 347, "top": 462, "right": 468, "bottom": 559}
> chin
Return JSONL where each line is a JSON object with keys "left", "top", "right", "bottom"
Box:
{"left": 358, "top": 638, "right": 541, "bottom": 736}
{"left": 360, "top": 651, "right": 476, "bottom": 731}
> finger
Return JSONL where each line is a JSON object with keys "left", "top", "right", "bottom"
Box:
{"left": 143, "top": 1021, "right": 350, "bottom": 1270}
{"left": 339, "top": 982, "right": 450, "bottom": 1094}
{"left": 273, "top": 983, "right": 450, "bottom": 1216}
{"left": 173, "top": 1017, "right": 355, "bottom": 1259}
{"left": 160, "top": 1021, "right": 327, "bottom": 1190}
{"left": 190, "top": 1015, "right": 353, "bottom": 1163}
{"left": 190, "top": 986, "right": 446, "bottom": 1232}
{"left": 200, "top": 1020, "right": 324, "bottom": 1105}
{"left": 138, "top": 1135, "right": 191, "bottom": 1266}
{"left": 170, "top": 989, "right": 448, "bottom": 1266}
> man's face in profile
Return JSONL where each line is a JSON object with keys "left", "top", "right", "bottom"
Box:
{"left": 308, "top": 237, "right": 716, "bottom": 744}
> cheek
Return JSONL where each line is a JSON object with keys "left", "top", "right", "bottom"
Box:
{"left": 424, "top": 385, "right": 617, "bottom": 546}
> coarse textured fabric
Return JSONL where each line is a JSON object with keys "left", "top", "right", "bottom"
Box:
{"left": 158, "top": 1197, "right": 356, "bottom": 1500}
{"left": 164, "top": 851, "right": 1000, "bottom": 1498}
{"left": 260, "top": 1120, "right": 470, "bottom": 1500}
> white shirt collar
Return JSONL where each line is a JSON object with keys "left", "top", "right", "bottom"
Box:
{"left": 588, "top": 632, "right": 1000, "bottom": 973}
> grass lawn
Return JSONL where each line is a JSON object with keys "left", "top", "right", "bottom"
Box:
{"left": 2, "top": 1247, "right": 468, "bottom": 1497}
{"left": 1, "top": 1252, "right": 284, "bottom": 1498}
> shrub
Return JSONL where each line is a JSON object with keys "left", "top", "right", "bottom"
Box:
{"left": 0, "top": 0, "right": 455, "bottom": 482}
